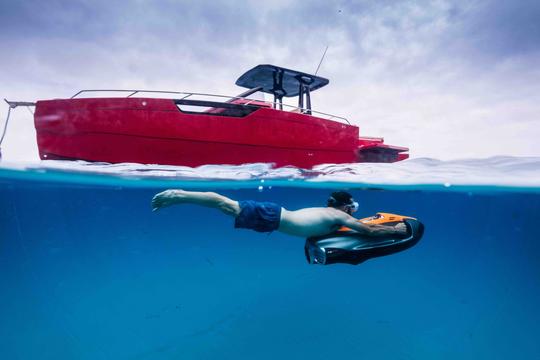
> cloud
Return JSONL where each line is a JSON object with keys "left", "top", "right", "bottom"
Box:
{"left": 0, "top": 0, "right": 539, "bottom": 161}
{"left": 456, "top": 0, "right": 540, "bottom": 58}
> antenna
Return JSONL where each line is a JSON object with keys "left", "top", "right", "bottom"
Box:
{"left": 314, "top": 45, "right": 329, "bottom": 76}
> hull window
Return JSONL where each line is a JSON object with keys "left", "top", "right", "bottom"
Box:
{"left": 175, "top": 99, "right": 259, "bottom": 118}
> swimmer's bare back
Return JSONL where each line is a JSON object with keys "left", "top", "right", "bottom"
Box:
{"left": 278, "top": 207, "right": 349, "bottom": 237}
{"left": 279, "top": 207, "right": 407, "bottom": 238}
{"left": 151, "top": 189, "right": 407, "bottom": 238}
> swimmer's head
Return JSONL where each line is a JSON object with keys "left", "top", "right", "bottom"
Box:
{"left": 327, "top": 191, "right": 358, "bottom": 215}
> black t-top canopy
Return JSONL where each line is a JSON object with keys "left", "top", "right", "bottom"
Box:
{"left": 235, "top": 64, "right": 329, "bottom": 98}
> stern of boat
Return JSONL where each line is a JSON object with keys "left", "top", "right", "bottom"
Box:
{"left": 356, "top": 137, "right": 409, "bottom": 163}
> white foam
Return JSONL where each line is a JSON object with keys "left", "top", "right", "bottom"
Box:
{"left": 1, "top": 156, "right": 539, "bottom": 187}
{"left": 311, "top": 156, "right": 540, "bottom": 186}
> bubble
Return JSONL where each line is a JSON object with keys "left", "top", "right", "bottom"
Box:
{"left": 257, "top": 186, "right": 263, "bottom": 192}
{"left": 444, "top": 182, "right": 451, "bottom": 187}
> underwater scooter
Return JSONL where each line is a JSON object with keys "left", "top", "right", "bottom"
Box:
{"left": 305, "top": 213, "right": 424, "bottom": 265}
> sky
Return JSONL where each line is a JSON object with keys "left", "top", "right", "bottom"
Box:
{"left": 0, "top": 0, "right": 539, "bottom": 161}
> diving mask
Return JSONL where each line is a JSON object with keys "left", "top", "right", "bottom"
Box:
{"left": 346, "top": 201, "right": 359, "bottom": 213}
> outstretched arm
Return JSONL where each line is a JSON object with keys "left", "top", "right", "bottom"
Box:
{"left": 339, "top": 213, "right": 408, "bottom": 238}
{"left": 151, "top": 189, "right": 241, "bottom": 217}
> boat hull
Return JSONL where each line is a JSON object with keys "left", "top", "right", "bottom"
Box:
{"left": 34, "top": 97, "right": 407, "bottom": 167}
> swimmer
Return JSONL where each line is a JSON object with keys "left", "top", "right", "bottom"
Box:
{"left": 151, "top": 190, "right": 407, "bottom": 238}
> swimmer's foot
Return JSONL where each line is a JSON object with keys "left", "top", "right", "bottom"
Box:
{"left": 151, "top": 189, "right": 188, "bottom": 211}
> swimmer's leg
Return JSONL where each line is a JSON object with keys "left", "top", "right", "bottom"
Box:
{"left": 151, "top": 190, "right": 241, "bottom": 217}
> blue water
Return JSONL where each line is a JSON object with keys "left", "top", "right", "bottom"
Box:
{"left": 1, "top": 166, "right": 540, "bottom": 359}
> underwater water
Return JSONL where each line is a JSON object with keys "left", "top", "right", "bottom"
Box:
{"left": 1, "top": 163, "right": 540, "bottom": 359}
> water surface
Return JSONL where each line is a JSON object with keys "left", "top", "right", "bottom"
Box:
{"left": 1, "top": 160, "right": 539, "bottom": 359}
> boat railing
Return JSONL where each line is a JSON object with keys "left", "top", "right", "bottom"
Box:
{"left": 70, "top": 89, "right": 350, "bottom": 125}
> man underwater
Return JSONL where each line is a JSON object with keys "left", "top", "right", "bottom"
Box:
{"left": 151, "top": 190, "right": 407, "bottom": 239}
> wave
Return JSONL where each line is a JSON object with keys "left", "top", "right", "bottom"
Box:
{"left": 1, "top": 156, "right": 539, "bottom": 188}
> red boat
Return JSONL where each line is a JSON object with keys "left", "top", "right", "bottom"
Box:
{"left": 30, "top": 64, "right": 408, "bottom": 168}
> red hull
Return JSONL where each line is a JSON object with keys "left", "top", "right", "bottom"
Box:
{"left": 34, "top": 97, "right": 408, "bottom": 168}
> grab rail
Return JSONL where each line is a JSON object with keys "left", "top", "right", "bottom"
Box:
{"left": 70, "top": 89, "right": 350, "bottom": 124}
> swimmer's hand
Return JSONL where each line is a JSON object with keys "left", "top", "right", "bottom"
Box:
{"left": 152, "top": 189, "right": 184, "bottom": 211}
{"left": 394, "top": 222, "right": 408, "bottom": 237}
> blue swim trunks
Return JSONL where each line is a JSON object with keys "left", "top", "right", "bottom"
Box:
{"left": 234, "top": 200, "right": 282, "bottom": 233}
